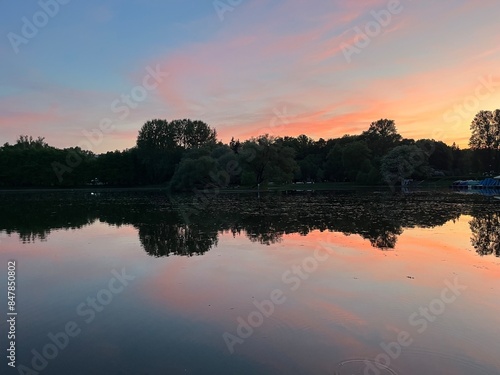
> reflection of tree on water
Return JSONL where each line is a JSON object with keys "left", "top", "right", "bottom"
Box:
{"left": 0, "top": 229, "right": 50, "bottom": 244}
{"left": 0, "top": 192, "right": 96, "bottom": 243}
{"left": 370, "top": 230, "right": 402, "bottom": 249}
{"left": 470, "top": 213, "right": 500, "bottom": 257}
{"left": 159, "top": 192, "right": 464, "bottom": 251}
{"left": 241, "top": 214, "right": 285, "bottom": 245}
{"left": 246, "top": 229, "right": 283, "bottom": 246}
{"left": 18, "top": 230, "right": 49, "bottom": 243}
{"left": 0, "top": 191, "right": 497, "bottom": 256}
{"left": 350, "top": 199, "right": 405, "bottom": 250}
{"left": 137, "top": 223, "right": 218, "bottom": 257}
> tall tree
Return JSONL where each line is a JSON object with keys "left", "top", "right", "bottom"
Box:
{"left": 364, "top": 119, "right": 401, "bottom": 141}
{"left": 137, "top": 119, "right": 217, "bottom": 151}
{"left": 136, "top": 119, "right": 182, "bottom": 183}
{"left": 469, "top": 110, "right": 500, "bottom": 151}
{"left": 137, "top": 119, "right": 179, "bottom": 151}
{"left": 240, "top": 135, "right": 298, "bottom": 185}
{"left": 170, "top": 119, "right": 217, "bottom": 149}
{"left": 380, "top": 145, "right": 430, "bottom": 188}
{"left": 362, "top": 119, "right": 402, "bottom": 156}
{"left": 469, "top": 110, "right": 500, "bottom": 173}
{"left": 342, "top": 141, "right": 372, "bottom": 181}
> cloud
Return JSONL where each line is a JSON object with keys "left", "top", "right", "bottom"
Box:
{"left": 147, "top": 0, "right": 500, "bottom": 146}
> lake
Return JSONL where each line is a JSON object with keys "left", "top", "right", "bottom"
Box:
{"left": 1, "top": 190, "right": 499, "bottom": 375}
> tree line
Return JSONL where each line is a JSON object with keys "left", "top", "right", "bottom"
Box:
{"left": 0, "top": 111, "right": 499, "bottom": 189}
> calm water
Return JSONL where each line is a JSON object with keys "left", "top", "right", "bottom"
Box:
{"left": 0, "top": 190, "right": 499, "bottom": 375}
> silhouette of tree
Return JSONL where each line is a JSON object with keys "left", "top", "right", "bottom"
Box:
{"left": 381, "top": 145, "right": 430, "bottom": 188}
{"left": 469, "top": 110, "right": 500, "bottom": 173}
{"left": 137, "top": 119, "right": 180, "bottom": 151}
{"left": 342, "top": 141, "right": 372, "bottom": 182}
{"left": 170, "top": 119, "right": 217, "bottom": 149}
{"left": 470, "top": 212, "right": 500, "bottom": 257}
{"left": 469, "top": 110, "right": 500, "bottom": 151}
{"left": 362, "top": 119, "right": 402, "bottom": 156}
{"left": 170, "top": 156, "right": 218, "bottom": 191}
{"left": 229, "top": 137, "right": 241, "bottom": 154}
{"left": 137, "top": 223, "right": 218, "bottom": 257}
{"left": 370, "top": 231, "right": 400, "bottom": 249}
{"left": 240, "top": 135, "right": 298, "bottom": 185}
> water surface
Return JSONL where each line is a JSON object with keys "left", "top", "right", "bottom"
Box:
{"left": 1, "top": 190, "right": 499, "bottom": 374}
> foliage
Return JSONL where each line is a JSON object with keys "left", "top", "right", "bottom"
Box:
{"left": 170, "top": 119, "right": 217, "bottom": 149}
{"left": 469, "top": 110, "right": 500, "bottom": 151}
{"left": 341, "top": 141, "right": 372, "bottom": 182}
{"left": 380, "top": 145, "right": 430, "bottom": 187}
{"left": 94, "top": 149, "right": 141, "bottom": 186}
{"left": 470, "top": 212, "right": 500, "bottom": 257}
{"left": 137, "top": 119, "right": 177, "bottom": 151}
{"left": 362, "top": 119, "right": 402, "bottom": 156}
{"left": 0, "top": 136, "right": 94, "bottom": 187}
{"left": 136, "top": 119, "right": 217, "bottom": 184}
{"left": 418, "top": 140, "right": 452, "bottom": 172}
{"left": 170, "top": 156, "right": 219, "bottom": 191}
{"left": 240, "top": 135, "right": 298, "bottom": 185}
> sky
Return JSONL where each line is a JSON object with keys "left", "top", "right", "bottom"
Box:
{"left": 1, "top": 0, "right": 500, "bottom": 153}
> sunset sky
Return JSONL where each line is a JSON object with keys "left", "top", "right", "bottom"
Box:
{"left": 1, "top": 0, "right": 500, "bottom": 153}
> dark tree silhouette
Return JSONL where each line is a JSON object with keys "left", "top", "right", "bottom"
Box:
{"left": 0, "top": 191, "right": 488, "bottom": 255}
{"left": 470, "top": 212, "right": 500, "bottom": 257}
{"left": 469, "top": 110, "right": 500, "bottom": 151}
{"left": 362, "top": 119, "right": 403, "bottom": 156}
{"left": 137, "top": 223, "right": 218, "bottom": 257}
{"left": 137, "top": 119, "right": 179, "bottom": 151}
{"left": 229, "top": 137, "right": 241, "bottom": 154}
{"left": 469, "top": 110, "right": 500, "bottom": 173}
